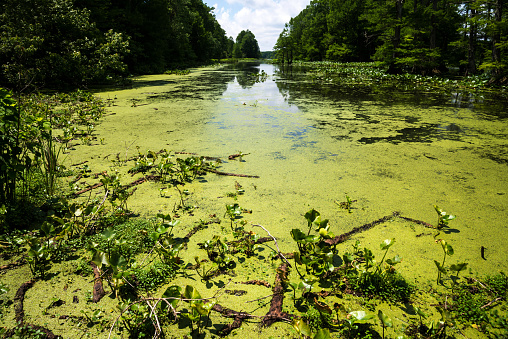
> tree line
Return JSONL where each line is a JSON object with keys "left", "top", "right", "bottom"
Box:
{"left": 274, "top": 0, "right": 507, "bottom": 81}
{"left": 0, "top": 0, "right": 260, "bottom": 89}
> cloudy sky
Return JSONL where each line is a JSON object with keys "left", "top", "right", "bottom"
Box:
{"left": 202, "top": 0, "right": 309, "bottom": 51}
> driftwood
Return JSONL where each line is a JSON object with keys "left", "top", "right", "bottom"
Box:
{"left": 238, "top": 280, "right": 271, "bottom": 288}
{"left": 71, "top": 174, "right": 161, "bottom": 197}
{"left": 205, "top": 168, "right": 259, "bottom": 178}
{"left": 262, "top": 263, "right": 293, "bottom": 327}
{"left": 212, "top": 303, "right": 256, "bottom": 336}
{"left": 228, "top": 153, "right": 249, "bottom": 160}
{"left": 90, "top": 262, "right": 106, "bottom": 303}
{"left": 323, "top": 212, "right": 400, "bottom": 246}
{"left": 398, "top": 215, "right": 435, "bottom": 229}
{"left": 10, "top": 279, "right": 60, "bottom": 338}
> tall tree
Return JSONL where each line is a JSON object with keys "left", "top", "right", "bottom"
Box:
{"left": 233, "top": 30, "right": 261, "bottom": 58}
{"left": 0, "top": 0, "right": 129, "bottom": 88}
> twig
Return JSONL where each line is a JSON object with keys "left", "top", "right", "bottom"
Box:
{"left": 252, "top": 223, "right": 292, "bottom": 268}
{"left": 481, "top": 297, "right": 503, "bottom": 309}
{"left": 246, "top": 294, "right": 276, "bottom": 303}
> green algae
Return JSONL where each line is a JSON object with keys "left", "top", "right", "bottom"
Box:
{"left": 1, "top": 64, "right": 507, "bottom": 338}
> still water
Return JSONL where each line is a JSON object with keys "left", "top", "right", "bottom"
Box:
{"left": 88, "top": 62, "right": 508, "bottom": 281}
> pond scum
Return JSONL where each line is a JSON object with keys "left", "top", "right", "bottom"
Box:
{"left": 1, "top": 84, "right": 508, "bottom": 339}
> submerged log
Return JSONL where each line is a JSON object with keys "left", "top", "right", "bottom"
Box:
{"left": 90, "top": 262, "right": 106, "bottom": 303}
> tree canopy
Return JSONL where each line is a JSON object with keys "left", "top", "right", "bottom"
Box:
{"left": 274, "top": 0, "right": 508, "bottom": 80}
{"left": 0, "top": 0, "right": 233, "bottom": 88}
{"left": 233, "top": 30, "right": 261, "bottom": 59}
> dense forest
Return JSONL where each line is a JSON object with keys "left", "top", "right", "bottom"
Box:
{"left": 0, "top": 0, "right": 236, "bottom": 89}
{"left": 274, "top": 0, "right": 508, "bottom": 81}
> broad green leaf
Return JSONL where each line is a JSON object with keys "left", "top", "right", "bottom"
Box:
{"left": 184, "top": 285, "right": 202, "bottom": 301}
{"left": 92, "top": 251, "right": 109, "bottom": 267}
{"left": 378, "top": 310, "right": 393, "bottom": 327}
{"left": 434, "top": 260, "right": 446, "bottom": 273}
{"left": 291, "top": 318, "right": 312, "bottom": 337}
{"left": 450, "top": 262, "right": 468, "bottom": 272}
{"left": 161, "top": 285, "right": 182, "bottom": 310}
{"left": 386, "top": 255, "right": 402, "bottom": 266}
{"left": 194, "top": 301, "right": 215, "bottom": 316}
{"left": 348, "top": 311, "right": 374, "bottom": 322}
{"left": 314, "top": 328, "right": 331, "bottom": 339}
{"left": 380, "top": 238, "right": 395, "bottom": 250}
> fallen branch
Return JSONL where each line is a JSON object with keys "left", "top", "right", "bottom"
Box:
{"left": 262, "top": 263, "right": 293, "bottom": 327}
{"left": 397, "top": 215, "right": 435, "bottom": 229}
{"left": 205, "top": 168, "right": 259, "bottom": 178}
{"left": 252, "top": 224, "right": 292, "bottom": 268}
{"left": 10, "top": 279, "right": 60, "bottom": 338}
{"left": 481, "top": 297, "right": 503, "bottom": 309}
{"left": 323, "top": 212, "right": 400, "bottom": 246}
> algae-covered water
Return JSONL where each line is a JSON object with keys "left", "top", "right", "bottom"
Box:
{"left": 8, "top": 62, "right": 506, "bottom": 338}
{"left": 77, "top": 62, "right": 508, "bottom": 279}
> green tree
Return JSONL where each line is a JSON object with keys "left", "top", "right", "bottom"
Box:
{"left": 0, "top": 0, "right": 129, "bottom": 89}
{"left": 233, "top": 30, "right": 261, "bottom": 59}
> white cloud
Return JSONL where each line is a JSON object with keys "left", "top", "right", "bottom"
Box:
{"left": 210, "top": 0, "right": 309, "bottom": 51}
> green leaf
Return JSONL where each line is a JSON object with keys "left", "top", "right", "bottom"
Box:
{"left": 348, "top": 311, "right": 374, "bottom": 322}
{"left": 161, "top": 285, "right": 182, "bottom": 310}
{"left": 380, "top": 238, "right": 395, "bottom": 250}
{"left": 92, "top": 251, "right": 109, "bottom": 267}
{"left": 450, "top": 262, "right": 468, "bottom": 272}
{"left": 434, "top": 260, "right": 446, "bottom": 273}
{"left": 184, "top": 285, "right": 202, "bottom": 302}
{"left": 314, "top": 328, "right": 331, "bottom": 339}
{"left": 378, "top": 310, "right": 393, "bottom": 328}
{"left": 291, "top": 318, "right": 312, "bottom": 337}
{"left": 194, "top": 301, "right": 215, "bottom": 316}
{"left": 101, "top": 227, "right": 116, "bottom": 241}
{"left": 386, "top": 255, "right": 402, "bottom": 266}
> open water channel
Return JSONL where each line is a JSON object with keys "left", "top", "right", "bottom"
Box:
{"left": 76, "top": 62, "right": 508, "bottom": 285}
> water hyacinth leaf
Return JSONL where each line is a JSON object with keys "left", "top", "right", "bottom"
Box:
{"left": 291, "top": 229, "right": 307, "bottom": 242}
{"left": 101, "top": 227, "right": 116, "bottom": 241}
{"left": 380, "top": 238, "right": 395, "bottom": 251}
{"left": 161, "top": 285, "right": 182, "bottom": 310}
{"left": 349, "top": 311, "right": 374, "bottom": 322}
{"left": 304, "top": 209, "right": 320, "bottom": 225}
{"left": 291, "top": 318, "right": 312, "bottom": 337}
{"left": 386, "top": 255, "right": 402, "bottom": 266}
{"left": 314, "top": 328, "right": 331, "bottom": 339}
{"left": 293, "top": 251, "right": 302, "bottom": 265}
{"left": 434, "top": 260, "right": 446, "bottom": 273}
{"left": 450, "top": 262, "right": 468, "bottom": 272}
{"left": 92, "top": 251, "right": 109, "bottom": 267}
{"left": 109, "top": 251, "right": 128, "bottom": 270}
{"left": 192, "top": 300, "right": 215, "bottom": 316}
{"left": 184, "top": 285, "right": 202, "bottom": 302}
{"left": 378, "top": 310, "right": 393, "bottom": 328}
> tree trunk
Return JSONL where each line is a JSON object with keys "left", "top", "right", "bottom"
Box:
{"left": 467, "top": 8, "right": 477, "bottom": 75}
{"left": 492, "top": 0, "right": 503, "bottom": 76}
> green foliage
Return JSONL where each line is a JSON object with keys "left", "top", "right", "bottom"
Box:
{"left": 233, "top": 30, "right": 261, "bottom": 59}
{"left": 133, "top": 262, "right": 177, "bottom": 291}
{"left": 0, "top": 0, "right": 129, "bottom": 88}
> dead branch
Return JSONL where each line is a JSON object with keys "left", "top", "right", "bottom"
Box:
{"left": 205, "top": 168, "right": 259, "bottom": 178}
{"left": 252, "top": 223, "right": 292, "bottom": 267}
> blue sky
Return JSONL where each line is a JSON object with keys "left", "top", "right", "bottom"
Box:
{"left": 202, "top": 0, "right": 310, "bottom": 51}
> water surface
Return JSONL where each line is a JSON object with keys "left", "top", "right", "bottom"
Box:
{"left": 81, "top": 62, "right": 508, "bottom": 282}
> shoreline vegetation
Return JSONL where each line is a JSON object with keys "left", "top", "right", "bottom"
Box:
{"left": 1, "top": 63, "right": 508, "bottom": 338}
